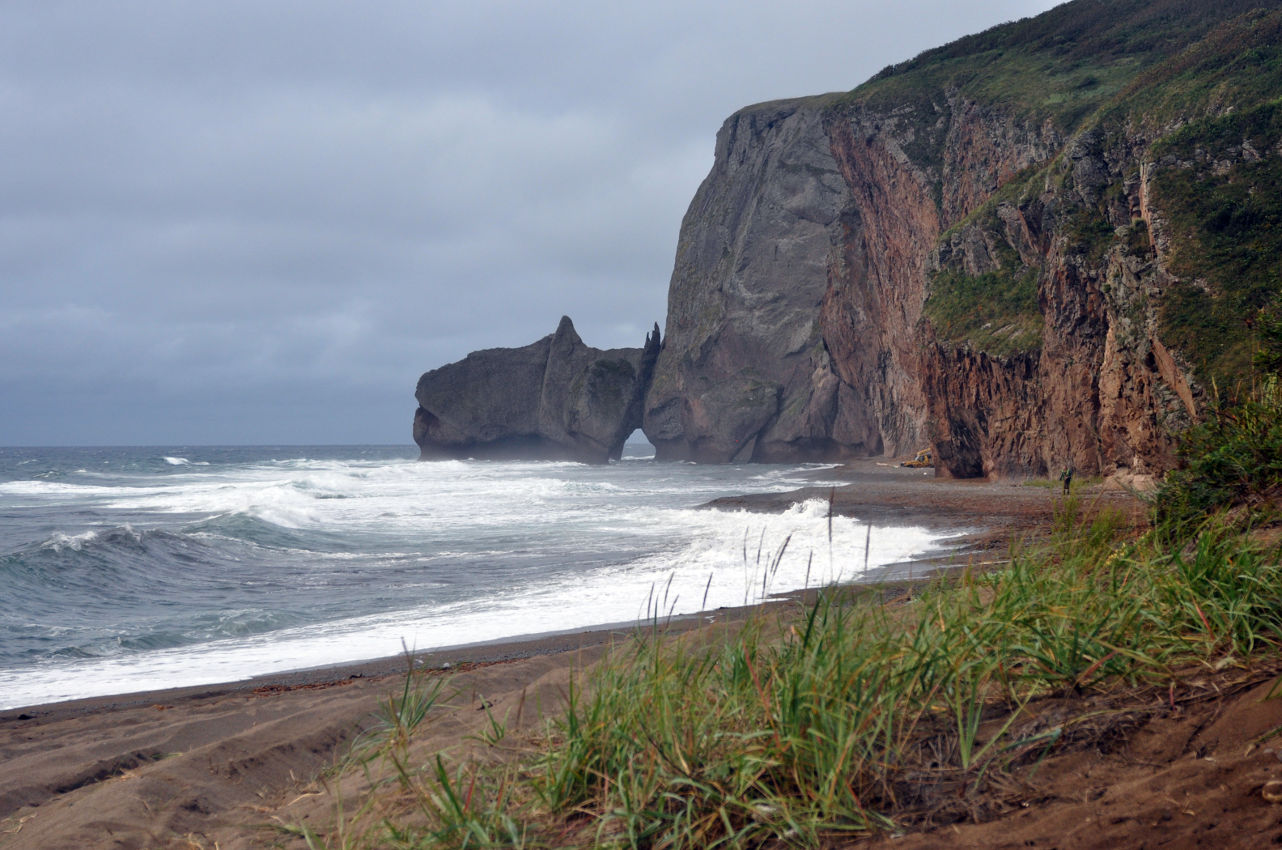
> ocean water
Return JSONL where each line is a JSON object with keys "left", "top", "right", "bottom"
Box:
{"left": 0, "top": 444, "right": 951, "bottom": 710}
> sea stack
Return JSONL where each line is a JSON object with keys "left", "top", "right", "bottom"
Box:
{"left": 413, "top": 317, "right": 660, "bottom": 463}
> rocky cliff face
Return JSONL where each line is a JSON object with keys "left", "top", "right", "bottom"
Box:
{"left": 643, "top": 91, "right": 1084, "bottom": 470}
{"left": 920, "top": 126, "right": 1202, "bottom": 479}
{"left": 414, "top": 317, "right": 659, "bottom": 463}
{"left": 645, "top": 0, "right": 1282, "bottom": 478}
{"left": 643, "top": 99, "right": 872, "bottom": 463}
{"left": 413, "top": 1, "right": 1281, "bottom": 476}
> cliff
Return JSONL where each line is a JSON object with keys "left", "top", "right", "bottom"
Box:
{"left": 642, "top": 99, "right": 871, "bottom": 463}
{"left": 645, "top": 0, "right": 1282, "bottom": 477}
{"left": 414, "top": 317, "right": 659, "bottom": 463}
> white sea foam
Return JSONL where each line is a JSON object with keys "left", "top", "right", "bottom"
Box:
{"left": 41, "top": 529, "right": 104, "bottom": 552}
{"left": 0, "top": 501, "right": 951, "bottom": 709}
{"left": 0, "top": 450, "right": 962, "bottom": 709}
{"left": 0, "top": 480, "right": 126, "bottom": 497}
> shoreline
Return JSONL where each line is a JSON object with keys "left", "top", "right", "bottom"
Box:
{"left": 0, "top": 458, "right": 998, "bottom": 720}
{"left": 0, "top": 579, "right": 943, "bottom": 849}
{"left": 0, "top": 465, "right": 1149, "bottom": 849}
{"left": 1, "top": 459, "right": 1137, "bottom": 721}
{"left": 0, "top": 561, "right": 953, "bottom": 724}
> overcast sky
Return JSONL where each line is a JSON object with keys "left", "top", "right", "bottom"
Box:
{"left": 1, "top": 0, "right": 1062, "bottom": 446}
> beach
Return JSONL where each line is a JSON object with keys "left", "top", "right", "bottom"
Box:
{"left": 0, "top": 447, "right": 952, "bottom": 711}
{"left": 0, "top": 622, "right": 643, "bottom": 849}
{"left": 12, "top": 467, "right": 1262, "bottom": 850}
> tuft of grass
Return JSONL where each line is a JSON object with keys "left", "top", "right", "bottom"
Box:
{"left": 1153, "top": 379, "right": 1282, "bottom": 529}
{"left": 924, "top": 267, "right": 1042, "bottom": 356}
{"left": 314, "top": 492, "right": 1282, "bottom": 848}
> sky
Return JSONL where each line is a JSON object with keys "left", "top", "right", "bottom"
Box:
{"left": 0, "top": 0, "right": 1063, "bottom": 446}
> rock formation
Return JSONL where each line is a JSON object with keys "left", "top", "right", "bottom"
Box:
{"left": 414, "top": 317, "right": 659, "bottom": 463}
{"left": 417, "top": 0, "right": 1282, "bottom": 478}
{"left": 642, "top": 98, "right": 881, "bottom": 463}
{"left": 644, "top": 0, "right": 1282, "bottom": 477}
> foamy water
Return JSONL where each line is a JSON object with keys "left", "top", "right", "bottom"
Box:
{"left": 0, "top": 445, "right": 953, "bottom": 709}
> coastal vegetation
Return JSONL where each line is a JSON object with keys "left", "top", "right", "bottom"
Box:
{"left": 895, "top": 0, "right": 1282, "bottom": 377}
{"left": 922, "top": 267, "right": 1042, "bottom": 356}
{"left": 1150, "top": 102, "right": 1282, "bottom": 380}
{"left": 295, "top": 2, "right": 1282, "bottom": 845}
{"left": 299, "top": 371, "right": 1282, "bottom": 848}
{"left": 1153, "top": 380, "right": 1282, "bottom": 530}
{"left": 851, "top": 0, "right": 1280, "bottom": 186}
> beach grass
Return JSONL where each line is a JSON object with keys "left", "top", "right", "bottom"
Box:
{"left": 298, "top": 379, "right": 1282, "bottom": 848}
{"left": 300, "top": 491, "right": 1282, "bottom": 848}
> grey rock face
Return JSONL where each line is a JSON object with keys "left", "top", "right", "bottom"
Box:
{"left": 414, "top": 317, "right": 659, "bottom": 463}
{"left": 643, "top": 98, "right": 861, "bottom": 463}
{"left": 642, "top": 83, "right": 1178, "bottom": 475}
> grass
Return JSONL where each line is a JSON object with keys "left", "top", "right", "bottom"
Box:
{"left": 923, "top": 267, "right": 1042, "bottom": 356}
{"left": 857, "top": 0, "right": 1276, "bottom": 116}
{"left": 1023, "top": 474, "right": 1102, "bottom": 492}
{"left": 834, "top": 0, "right": 1280, "bottom": 200}
{"left": 1153, "top": 379, "right": 1282, "bottom": 530}
{"left": 301, "top": 486, "right": 1282, "bottom": 847}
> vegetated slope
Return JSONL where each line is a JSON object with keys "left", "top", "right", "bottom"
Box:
{"left": 646, "top": 0, "right": 1282, "bottom": 477}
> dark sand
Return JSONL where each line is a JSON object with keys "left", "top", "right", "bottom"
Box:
{"left": 0, "top": 604, "right": 798, "bottom": 849}
{"left": 13, "top": 462, "right": 1262, "bottom": 850}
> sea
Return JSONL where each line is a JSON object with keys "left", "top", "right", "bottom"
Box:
{"left": 0, "top": 443, "right": 953, "bottom": 710}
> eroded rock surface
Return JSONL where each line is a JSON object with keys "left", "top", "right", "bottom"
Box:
{"left": 643, "top": 93, "right": 1062, "bottom": 467}
{"left": 414, "top": 317, "right": 659, "bottom": 463}
{"left": 643, "top": 99, "right": 863, "bottom": 463}
{"left": 414, "top": 2, "right": 1282, "bottom": 478}
{"left": 643, "top": 2, "right": 1280, "bottom": 477}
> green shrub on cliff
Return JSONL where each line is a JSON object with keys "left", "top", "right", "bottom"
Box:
{"left": 1150, "top": 103, "right": 1282, "bottom": 381}
{"left": 1153, "top": 296, "right": 1282, "bottom": 530}
{"left": 857, "top": 0, "right": 1270, "bottom": 132}
{"left": 1154, "top": 379, "right": 1282, "bottom": 529}
{"left": 924, "top": 267, "right": 1041, "bottom": 356}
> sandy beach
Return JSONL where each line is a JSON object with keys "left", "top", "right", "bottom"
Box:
{"left": 11, "top": 465, "right": 1277, "bottom": 850}
{"left": 0, "top": 625, "right": 632, "bottom": 848}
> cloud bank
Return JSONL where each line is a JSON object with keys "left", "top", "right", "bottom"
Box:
{"left": 0, "top": 1, "right": 1060, "bottom": 445}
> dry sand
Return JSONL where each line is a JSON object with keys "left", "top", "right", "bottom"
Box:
{"left": 0, "top": 618, "right": 741, "bottom": 850}
{"left": 7, "top": 464, "right": 1280, "bottom": 849}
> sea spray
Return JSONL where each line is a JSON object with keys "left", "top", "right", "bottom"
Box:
{"left": 0, "top": 446, "right": 958, "bottom": 709}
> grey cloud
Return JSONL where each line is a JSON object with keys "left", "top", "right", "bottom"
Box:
{"left": 0, "top": 0, "right": 1061, "bottom": 445}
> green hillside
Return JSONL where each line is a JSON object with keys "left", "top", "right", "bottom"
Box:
{"left": 841, "top": 0, "right": 1282, "bottom": 378}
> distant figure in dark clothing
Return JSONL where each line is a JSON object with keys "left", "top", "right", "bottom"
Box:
{"left": 1060, "top": 466, "right": 1074, "bottom": 495}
